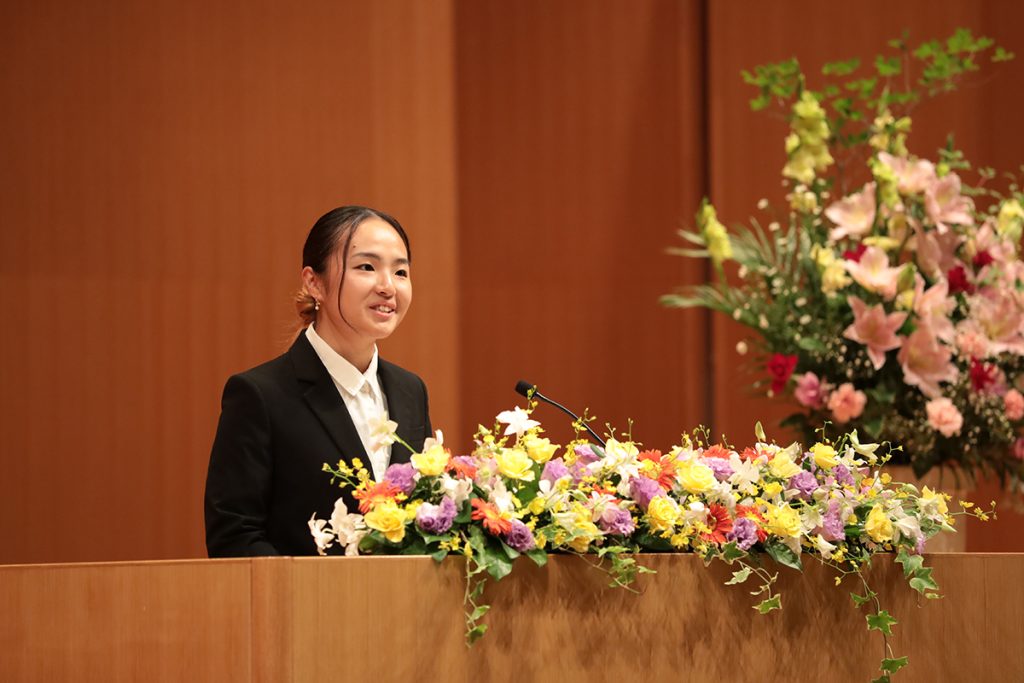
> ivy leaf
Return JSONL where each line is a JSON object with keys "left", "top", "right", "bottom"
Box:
{"left": 726, "top": 567, "right": 752, "bottom": 585}
{"left": 525, "top": 548, "right": 548, "bottom": 567}
{"left": 850, "top": 589, "right": 876, "bottom": 607}
{"left": 470, "top": 604, "right": 490, "bottom": 621}
{"left": 430, "top": 548, "right": 449, "bottom": 563}
{"left": 480, "top": 540, "right": 514, "bottom": 580}
{"left": 881, "top": 656, "right": 909, "bottom": 674}
{"left": 466, "top": 624, "right": 488, "bottom": 644}
{"left": 866, "top": 610, "right": 898, "bottom": 636}
{"left": 755, "top": 595, "right": 782, "bottom": 614}
{"left": 720, "top": 541, "right": 747, "bottom": 563}
{"left": 872, "top": 676, "right": 891, "bottom": 683}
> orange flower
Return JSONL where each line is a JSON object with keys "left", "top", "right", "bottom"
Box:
{"left": 471, "top": 498, "right": 512, "bottom": 536}
{"left": 702, "top": 444, "right": 733, "bottom": 460}
{"left": 735, "top": 504, "right": 769, "bottom": 542}
{"left": 739, "top": 447, "right": 760, "bottom": 462}
{"left": 638, "top": 449, "right": 678, "bottom": 490}
{"left": 447, "top": 457, "right": 478, "bottom": 480}
{"left": 701, "top": 503, "right": 734, "bottom": 544}
{"left": 353, "top": 480, "right": 403, "bottom": 514}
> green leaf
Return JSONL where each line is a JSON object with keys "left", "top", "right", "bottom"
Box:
{"left": 993, "top": 46, "right": 1015, "bottom": 62}
{"left": 872, "top": 676, "right": 891, "bottom": 683}
{"left": 755, "top": 595, "right": 782, "bottom": 614}
{"left": 881, "top": 656, "right": 909, "bottom": 674}
{"left": 875, "top": 55, "right": 902, "bottom": 77}
{"left": 470, "top": 604, "right": 491, "bottom": 621}
{"left": 754, "top": 421, "right": 766, "bottom": 443}
{"left": 719, "top": 541, "right": 747, "bottom": 563}
{"left": 480, "top": 540, "right": 514, "bottom": 580}
{"left": 525, "top": 548, "right": 548, "bottom": 567}
{"left": 500, "top": 541, "right": 521, "bottom": 561}
{"left": 466, "top": 624, "right": 488, "bottom": 644}
{"left": 862, "top": 416, "right": 884, "bottom": 439}
{"left": 796, "top": 337, "right": 826, "bottom": 352}
{"left": 895, "top": 549, "right": 923, "bottom": 578}
{"left": 726, "top": 567, "right": 752, "bottom": 585}
{"left": 765, "top": 541, "right": 803, "bottom": 571}
{"left": 866, "top": 610, "right": 898, "bottom": 636}
{"left": 430, "top": 548, "right": 449, "bottom": 563}
{"left": 822, "top": 57, "right": 860, "bottom": 76}
{"left": 850, "top": 589, "right": 876, "bottom": 607}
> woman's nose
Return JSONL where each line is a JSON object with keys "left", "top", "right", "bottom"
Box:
{"left": 376, "top": 272, "right": 395, "bottom": 295}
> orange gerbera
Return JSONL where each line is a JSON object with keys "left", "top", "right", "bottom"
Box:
{"left": 702, "top": 444, "right": 732, "bottom": 460}
{"left": 700, "top": 503, "right": 734, "bottom": 544}
{"left": 353, "top": 480, "right": 403, "bottom": 514}
{"left": 735, "top": 504, "right": 769, "bottom": 542}
{"left": 470, "top": 498, "right": 512, "bottom": 536}
{"left": 447, "top": 456, "right": 478, "bottom": 480}
{"left": 638, "top": 450, "right": 678, "bottom": 490}
{"left": 739, "top": 447, "right": 760, "bottom": 462}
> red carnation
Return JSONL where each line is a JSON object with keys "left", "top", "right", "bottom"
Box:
{"left": 947, "top": 265, "right": 975, "bottom": 295}
{"left": 972, "top": 250, "right": 994, "bottom": 269}
{"left": 767, "top": 353, "right": 799, "bottom": 394}
{"left": 842, "top": 243, "right": 868, "bottom": 262}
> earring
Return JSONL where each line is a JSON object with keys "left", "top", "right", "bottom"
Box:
{"left": 313, "top": 299, "right": 320, "bottom": 312}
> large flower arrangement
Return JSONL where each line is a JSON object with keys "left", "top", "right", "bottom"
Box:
{"left": 662, "top": 29, "right": 1024, "bottom": 487}
{"left": 309, "top": 403, "right": 987, "bottom": 680}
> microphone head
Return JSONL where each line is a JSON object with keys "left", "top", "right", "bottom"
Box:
{"left": 514, "top": 380, "right": 536, "bottom": 398}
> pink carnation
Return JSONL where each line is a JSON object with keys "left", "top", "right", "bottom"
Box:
{"left": 926, "top": 397, "right": 963, "bottom": 438}
{"left": 1005, "top": 390, "right": 1024, "bottom": 421}
{"left": 794, "top": 372, "right": 832, "bottom": 410}
{"left": 827, "top": 383, "right": 867, "bottom": 424}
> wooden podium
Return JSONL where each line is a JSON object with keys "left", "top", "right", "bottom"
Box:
{"left": 2, "top": 554, "right": 1022, "bottom": 681}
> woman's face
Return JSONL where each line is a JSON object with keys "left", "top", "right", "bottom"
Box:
{"left": 311, "top": 217, "right": 412, "bottom": 349}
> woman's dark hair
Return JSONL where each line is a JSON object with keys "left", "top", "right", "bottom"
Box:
{"left": 295, "top": 205, "right": 411, "bottom": 327}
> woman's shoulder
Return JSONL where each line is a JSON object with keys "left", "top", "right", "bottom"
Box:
{"left": 378, "top": 357, "right": 426, "bottom": 386}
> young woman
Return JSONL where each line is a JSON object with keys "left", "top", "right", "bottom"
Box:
{"left": 204, "top": 206, "right": 431, "bottom": 557}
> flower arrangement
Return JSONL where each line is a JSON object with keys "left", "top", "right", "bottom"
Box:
{"left": 662, "top": 29, "right": 1024, "bottom": 488}
{"left": 310, "top": 402, "right": 989, "bottom": 680}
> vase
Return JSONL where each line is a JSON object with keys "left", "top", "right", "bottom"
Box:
{"left": 883, "top": 465, "right": 968, "bottom": 553}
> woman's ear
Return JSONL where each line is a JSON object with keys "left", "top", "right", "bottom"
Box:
{"left": 301, "top": 266, "right": 325, "bottom": 302}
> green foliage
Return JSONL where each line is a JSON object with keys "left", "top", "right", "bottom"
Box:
{"left": 866, "top": 610, "right": 898, "bottom": 635}
{"left": 726, "top": 567, "right": 752, "bottom": 585}
{"left": 755, "top": 595, "right": 782, "bottom": 614}
{"left": 765, "top": 541, "right": 803, "bottom": 571}
{"left": 881, "top": 656, "right": 909, "bottom": 674}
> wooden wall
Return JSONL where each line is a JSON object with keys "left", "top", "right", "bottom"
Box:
{"left": 1, "top": 1, "right": 1022, "bottom": 563}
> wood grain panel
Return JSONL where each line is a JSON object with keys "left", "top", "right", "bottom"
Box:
{"left": 454, "top": 0, "right": 708, "bottom": 453}
{"left": 707, "top": 0, "right": 1024, "bottom": 549}
{"left": 0, "top": 0, "right": 458, "bottom": 563}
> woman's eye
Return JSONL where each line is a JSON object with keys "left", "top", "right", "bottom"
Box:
{"left": 355, "top": 263, "right": 374, "bottom": 272}
{"left": 396, "top": 269, "right": 409, "bottom": 278}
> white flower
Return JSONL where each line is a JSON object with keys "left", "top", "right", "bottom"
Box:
{"left": 308, "top": 514, "right": 335, "bottom": 556}
{"left": 368, "top": 415, "right": 399, "bottom": 452}
{"left": 728, "top": 454, "right": 762, "bottom": 495}
{"left": 892, "top": 512, "right": 922, "bottom": 544}
{"left": 815, "top": 534, "right": 837, "bottom": 559}
{"left": 329, "top": 499, "right": 367, "bottom": 548}
{"left": 439, "top": 473, "right": 472, "bottom": 507}
{"left": 422, "top": 429, "right": 445, "bottom": 451}
{"left": 496, "top": 407, "right": 540, "bottom": 437}
{"left": 488, "top": 478, "right": 515, "bottom": 514}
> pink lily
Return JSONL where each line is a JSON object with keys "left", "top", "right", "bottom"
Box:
{"left": 924, "top": 173, "right": 974, "bottom": 232}
{"left": 844, "top": 246, "right": 902, "bottom": 300}
{"left": 843, "top": 296, "right": 906, "bottom": 369}
{"left": 826, "top": 182, "right": 877, "bottom": 241}
{"left": 897, "top": 327, "right": 958, "bottom": 398}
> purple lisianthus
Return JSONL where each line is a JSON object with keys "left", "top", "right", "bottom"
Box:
{"left": 541, "top": 458, "right": 570, "bottom": 484}
{"left": 598, "top": 505, "right": 635, "bottom": 536}
{"left": 833, "top": 464, "right": 855, "bottom": 487}
{"left": 574, "top": 444, "right": 600, "bottom": 465}
{"left": 568, "top": 460, "right": 589, "bottom": 484}
{"left": 789, "top": 470, "right": 819, "bottom": 498}
{"left": 384, "top": 463, "right": 417, "bottom": 495}
{"left": 629, "top": 476, "right": 664, "bottom": 510}
{"left": 416, "top": 496, "right": 457, "bottom": 535}
{"left": 505, "top": 519, "right": 536, "bottom": 552}
{"left": 703, "top": 457, "right": 734, "bottom": 481}
{"left": 727, "top": 517, "right": 759, "bottom": 550}
{"left": 821, "top": 501, "right": 845, "bottom": 542}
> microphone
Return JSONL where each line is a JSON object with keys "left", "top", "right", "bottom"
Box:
{"left": 515, "top": 380, "right": 606, "bottom": 447}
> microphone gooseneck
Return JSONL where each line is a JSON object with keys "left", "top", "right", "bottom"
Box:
{"left": 514, "top": 380, "right": 606, "bottom": 447}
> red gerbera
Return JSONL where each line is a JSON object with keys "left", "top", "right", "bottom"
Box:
{"left": 739, "top": 447, "right": 761, "bottom": 462}
{"left": 471, "top": 498, "right": 512, "bottom": 536}
{"left": 735, "top": 505, "right": 769, "bottom": 542}
{"left": 701, "top": 503, "right": 734, "bottom": 545}
{"left": 702, "top": 444, "right": 732, "bottom": 460}
{"left": 638, "top": 449, "right": 677, "bottom": 490}
{"left": 353, "top": 480, "right": 403, "bottom": 514}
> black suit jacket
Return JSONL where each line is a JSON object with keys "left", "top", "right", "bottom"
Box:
{"left": 204, "top": 333, "right": 430, "bottom": 557}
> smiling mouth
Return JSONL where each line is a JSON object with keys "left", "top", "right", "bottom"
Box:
{"left": 371, "top": 304, "right": 396, "bottom": 314}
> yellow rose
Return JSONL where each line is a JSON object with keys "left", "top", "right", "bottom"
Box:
{"left": 677, "top": 460, "right": 716, "bottom": 494}
{"left": 865, "top": 505, "right": 894, "bottom": 543}
{"left": 646, "top": 496, "right": 680, "bottom": 533}
{"left": 496, "top": 447, "right": 535, "bottom": 481}
{"left": 411, "top": 444, "right": 449, "bottom": 477}
{"left": 364, "top": 501, "right": 407, "bottom": 543}
{"left": 522, "top": 434, "right": 559, "bottom": 464}
{"left": 765, "top": 504, "right": 802, "bottom": 538}
{"left": 810, "top": 443, "right": 838, "bottom": 470}
{"left": 769, "top": 453, "right": 802, "bottom": 479}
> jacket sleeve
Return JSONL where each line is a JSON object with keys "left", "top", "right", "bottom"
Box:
{"left": 422, "top": 375, "right": 432, "bottom": 437}
{"left": 204, "top": 374, "right": 280, "bottom": 557}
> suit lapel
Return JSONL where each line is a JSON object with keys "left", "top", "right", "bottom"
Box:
{"left": 289, "top": 333, "right": 369, "bottom": 464}
{"left": 378, "top": 360, "right": 418, "bottom": 465}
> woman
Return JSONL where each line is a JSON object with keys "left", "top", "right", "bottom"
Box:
{"left": 204, "top": 206, "right": 431, "bottom": 557}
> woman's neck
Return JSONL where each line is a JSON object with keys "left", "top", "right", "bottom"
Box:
{"left": 312, "top": 321, "right": 374, "bottom": 373}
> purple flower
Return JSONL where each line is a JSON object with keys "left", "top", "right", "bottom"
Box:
{"left": 703, "top": 457, "right": 734, "bottom": 481}
{"left": 541, "top": 458, "right": 570, "bottom": 484}
{"left": 384, "top": 463, "right": 417, "bottom": 495}
{"left": 574, "top": 444, "right": 600, "bottom": 465}
{"left": 629, "top": 476, "right": 664, "bottom": 510}
{"left": 415, "top": 496, "right": 457, "bottom": 535}
{"left": 568, "top": 460, "right": 589, "bottom": 484}
{"left": 789, "top": 470, "right": 819, "bottom": 498}
{"left": 598, "top": 506, "right": 635, "bottom": 536}
{"left": 833, "top": 464, "right": 855, "bottom": 487}
{"left": 821, "top": 501, "right": 845, "bottom": 542}
{"left": 727, "top": 517, "right": 759, "bottom": 550}
{"left": 505, "top": 519, "right": 536, "bottom": 552}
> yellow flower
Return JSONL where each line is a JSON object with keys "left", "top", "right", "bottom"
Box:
{"left": 997, "top": 198, "right": 1024, "bottom": 243}
{"left": 765, "top": 504, "right": 802, "bottom": 538}
{"left": 821, "top": 261, "right": 852, "bottom": 294}
{"left": 789, "top": 188, "right": 818, "bottom": 213}
{"left": 676, "top": 460, "right": 716, "bottom": 494}
{"left": 364, "top": 501, "right": 407, "bottom": 543}
{"left": 769, "top": 452, "right": 802, "bottom": 479}
{"left": 522, "top": 434, "right": 559, "bottom": 464}
{"left": 810, "top": 443, "right": 838, "bottom": 470}
{"left": 699, "top": 203, "right": 733, "bottom": 267}
{"left": 568, "top": 535, "right": 592, "bottom": 553}
{"left": 496, "top": 447, "right": 535, "bottom": 481}
{"left": 762, "top": 481, "right": 783, "bottom": 498}
{"left": 865, "top": 505, "right": 894, "bottom": 542}
{"left": 646, "top": 496, "right": 680, "bottom": 533}
{"left": 921, "top": 486, "right": 949, "bottom": 516}
{"left": 410, "top": 443, "right": 449, "bottom": 477}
